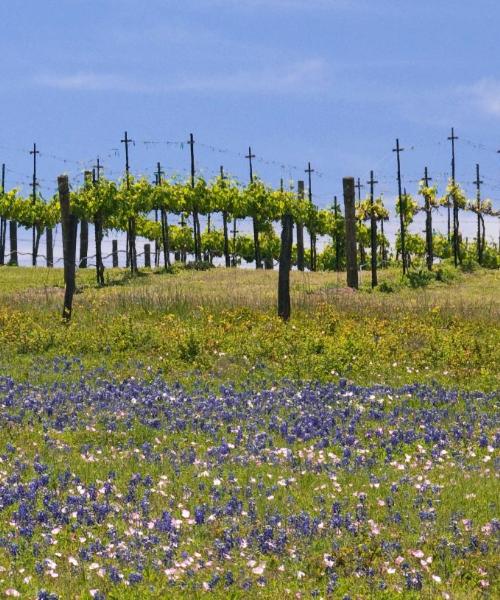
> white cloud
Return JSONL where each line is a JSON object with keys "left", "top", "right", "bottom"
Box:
{"left": 34, "top": 72, "right": 144, "bottom": 92}
{"left": 466, "top": 78, "right": 500, "bottom": 116}
{"left": 172, "top": 59, "right": 328, "bottom": 93}
{"left": 34, "top": 59, "right": 329, "bottom": 95}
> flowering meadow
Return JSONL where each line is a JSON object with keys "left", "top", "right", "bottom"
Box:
{"left": 0, "top": 267, "right": 498, "bottom": 598}
{"left": 0, "top": 360, "right": 498, "bottom": 599}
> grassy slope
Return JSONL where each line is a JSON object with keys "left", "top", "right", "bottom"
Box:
{"left": 0, "top": 265, "right": 498, "bottom": 390}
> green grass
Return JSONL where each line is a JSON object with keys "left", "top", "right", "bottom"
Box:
{"left": 0, "top": 265, "right": 498, "bottom": 389}
{"left": 0, "top": 265, "right": 498, "bottom": 598}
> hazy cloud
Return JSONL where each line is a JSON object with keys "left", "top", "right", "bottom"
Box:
{"left": 466, "top": 78, "right": 500, "bottom": 116}
{"left": 172, "top": 59, "right": 328, "bottom": 93}
{"left": 34, "top": 72, "right": 144, "bottom": 92}
{"left": 34, "top": 59, "right": 329, "bottom": 94}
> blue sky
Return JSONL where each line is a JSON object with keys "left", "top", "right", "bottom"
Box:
{"left": 2, "top": 0, "right": 500, "bottom": 261}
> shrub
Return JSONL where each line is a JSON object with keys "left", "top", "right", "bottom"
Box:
{"left": 185, "top": 261, "right": 215, "bottom": 271}
{"left": 434, "top": 264, "right": 457, "bottom": 283}
{"left": 482, "top": 247, "right": 500, "bottom": 270}
{"left": 460, "top": 257, "right": 479, "bottom": 273}
{"left": 405, "top": 269, "right": 434, "bottom": 289}
{"left": 163, "top": 263, "right": 183, "bottom": 275}
{"left": 378, "top": 281, "right": 395, "bottom": 293}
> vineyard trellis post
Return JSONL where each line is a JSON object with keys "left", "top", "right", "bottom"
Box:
{"left": 0, "top": 164, "right": 6, "bottom": 265}
{"left": 280, "top": 177, "right": 293, "bottom": 272}
{"left": 368, "top": 170, "right": 378, "bottom": 287}
{"left": 121, "top": 131, "right": 137, "bottom": 274}
{"left": 393, "top": 139, "right": 406, "bottom": 275}
{"left": 59, "top": 174, "right": 77, "bottom": 321}
{"left": 154, "top": 201, "right": 159, "bottom": 267}
{"left": 423, "top": 167, "right": 433, "bottom": 271}
{"left": 30, "top": 143, "right": 40, "bottom": 266}
{"left": 144, "top": 243, "right": 151, "bottom": 268}
{"left": 296, "top": 180, "right": 305, "bottom": 271}
{"left": 278, "top": 211, "right": 293, "bottom": 321}
{"left": 231, "top": 214, "right": 238, "bottom": 267}
{"left": 246, "top": 146, "right": 262, "bottom": 269}
{"left": 153, "top": 169, "right": 159, "bottom": 267}
{"left": 79, "top": 171, "right": 91, "bottom": 268}
{"left": 46, "top": 226, "right": 53, "bottom": 268}
{"left": 112, "top": 240, "right": 118, "bottom": 268}
{"left": 448, "top": 127, "right": 460, "bottom": 266}
{"left": 93, "top": 159, "right": 105, "bottom": 278}
{"left": 343, "top": 177, "right": 358, "bottom": 289}
{"left": 188, "top": 133, "right": 201, "bottom": 262}
{"left": 355, "top": 177, "right": 365, "bottom": 270}
{"left": 305, "top": 162, "right": 316, "bottom": 271}
{"left": 473, "top": 163, "right": 484, "bottom": 265}
{"left": 91, "top": 168, "right": 105, "bottom": 286}
{"left": 155, "top": 161, "right": 170, "bottom": 269}
{"left": 220, "top": 165, "right": 231, "bottom": 268}
{"left": 8, "top": 220, "right": 17, "bottom": 266}
{"left": 94, "top": 157, "right": 104, "bottom": 182}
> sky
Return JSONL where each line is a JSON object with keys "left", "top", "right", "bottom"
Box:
{"left": 1, "top": 0, "right": 500, "bottom": 264}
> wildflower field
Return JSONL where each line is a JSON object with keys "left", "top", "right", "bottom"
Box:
{"left": 0, "top": 267, "right": 498, "bottom": 599}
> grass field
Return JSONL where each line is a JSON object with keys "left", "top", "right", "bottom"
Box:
{"left": 0, "top": 265, "right": 498, "bottom": 598}
{"left": 0, "top": 266, "right": 499, "bottom": 390}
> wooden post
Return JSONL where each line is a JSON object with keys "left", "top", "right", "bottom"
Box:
{"left": 94, "top": 219, "right": 105, "bottom": 286}
{"left": 112, "top": 240, "right": 118, "bottom": 267}
{"left": 473, "top": 164, "right": 483, "bottom": 265}
{"left": 343, "top": 177, "right": 358, "bottom": 289}
{"left": 79, "top": 171, "right": 91, "bottom": 269}
{"left": 278, "top": 213, "right": 293, "bottom": 321}
{"left": 305, "top": 164, "right": 316, "bottom": 272}
{"left": 79, "top": 220, "right": 88, "bottom": 268}
{"left": 296, "top": 181, "right": 305, "bottom": 271}
{"left": 8, "top": 221, "right": 17, "bottom": 265}
{"left": 0, "top": 219, "right": 5, "bottom": 265}
{"left": 46, "top": 227, "right": 53, "bottom": 268}
{"left": 393, "top": 139, "right": 406, "bottom": 274}
{"left": 368, "top": 171, "right": 378, "bottom": 287}
{"left": 0, "top": 164, "right": 5, "bottom": 265}
{"left": 220, "top": 166, "right": 230, "bottom": 268}
{"left": 423, "top": 167, "right": 434, "bottom": 271}
{"left": 59, "top": 175, "right": 77, "bottom": 321}
{"left": 144, "top": 243, "right": 151, "bottom": 268}
{"left": 161, "top": 211, "right": 170, "bottom": 268}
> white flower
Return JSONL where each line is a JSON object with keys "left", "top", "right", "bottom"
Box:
{"left": 252, "top": 564, "right": 265, "bottom": 575}
{"left": 181, "top": 509, "right": 190, "bottom": 519}
{"left": 5, "top": 591, "right": 21, "bottom": 598}
{"left": 432, "top": 574, "right": 442, "bottom": 583}
{"left": 213, "top": 478, "right": 221, "bottom": 486}
{"left": 68, "top": 556, "right": 79, "bottom": 566}
{"left": 323, "top": 554, "right": 334, "bottom": 568}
